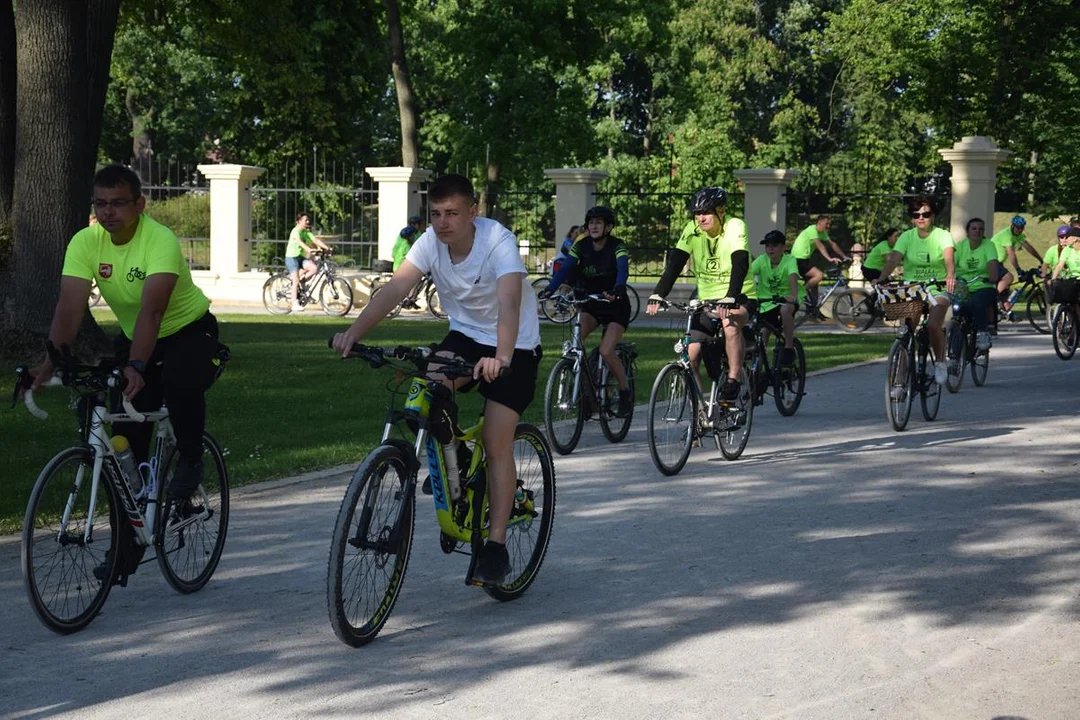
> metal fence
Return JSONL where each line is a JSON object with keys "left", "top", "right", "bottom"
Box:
{"left": 485, "top": 189, "right": 555, "bottom": 274}
{"left": 129, "top": 161, "right": 211, "bottom": 270}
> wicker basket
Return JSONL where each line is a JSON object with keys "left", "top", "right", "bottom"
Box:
{"left": 877, "top": 285, "right": 930, "bottom": 321}
{"left": 881, "top": 300, "right": 924, "bottom": 321}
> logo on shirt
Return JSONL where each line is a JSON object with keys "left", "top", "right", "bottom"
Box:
{"left": 126, "top": 266, "right": 147, "bottom": 282}
{"left": 705, "top": 258, "right": 720, "bottom": 273}
{"left": 98, "top": 263, "right": 113, "bottom": 279}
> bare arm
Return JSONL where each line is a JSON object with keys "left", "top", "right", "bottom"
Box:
{"left": 876, "top": 251, "right": 903, "bottom": 281}
{"left": 331, "top": 260, "right": 424, "bottom": 355}
{"left": 120, "top": 273, "right": 177, "bottom": 399}
{"left": 813, "top": 238, "right": 837, "bottom": 262}
{"left": 787, "top": 273, "right": 799, "bottom": 304}
{"left": 482, "top": 272, "right": 523, "bottom": 380}
{"left": 828, "top": 239, "right": 849, "bottom": 261}
{"left": 943, "top": 247, "right": 956, "bottom": 291}
{"left": 31, "top": 276, "right": 92, "bottom": 388}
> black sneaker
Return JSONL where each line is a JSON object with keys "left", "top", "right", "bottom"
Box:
{"left": 472, "top": 541, "right": 510, "bottom": 586}
{"left": 779, "top": 347, "right": 796, "bottom": 366}
{"left": 92, "top": 550, "right": 114, "bottom": 582}
{"left": 167, "top": 456, "right": 203, "bottom": 502}
{"left": 720, "top": 377, "right": 741, "bottom": 401}
{"left": 617, "top": 387, "right": 634, "bottom": 418}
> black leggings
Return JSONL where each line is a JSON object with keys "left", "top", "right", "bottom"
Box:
{"left": 112, "top": 312, "right": 221, "bottom": 464}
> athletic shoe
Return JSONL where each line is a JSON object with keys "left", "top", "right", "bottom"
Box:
{"left": 933, "top": 362, "right": 948, "bottom": 385}
{"left": 290, "top": 302, "right": 304, "bottom": 313}
{"left": 472, "top": 541, "right": 510, "bottom": 586}
{"left": 976, "top": 331, "right": 991, "bottom": 351}
{"left": 720, "top": 377, "right": 741, "bottom": 401}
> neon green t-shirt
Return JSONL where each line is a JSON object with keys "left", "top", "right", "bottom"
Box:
{"left": 791, "top": 224, "right": 828, "bottom": 260}
{"left": 952, "top": 239, "right": 998, "bottom": 292}
{"left": 990, "top": 227, "right": 1025, "bottom": 264}
{"left": 392, "top": 235, "right": 411, "bottom": 270}
{"left": 62, "top": 215, "right": 210, "bottom": 339}
{"left": 862, "top": 240, "right": 892, "bottom": 271}
{"left": 892, "top": 227, "right": 954, "bottom": 282}
{"left": 1056, "top": 246, "right": 1080, "bottom": 279}
{"left": 286, "top": 226, "right": 315, "bottom": 258}
{"left": 1043, "top": 244, "right": 1063, "bottom": 271}
{"left": 751, "top": 253, "right": 801, "bottom": 312}
{"left": 675, "top": 218, "right": 755, "bottom": 300}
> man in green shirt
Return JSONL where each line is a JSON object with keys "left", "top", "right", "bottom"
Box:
{"left": 646, "top": 186, "right": 756, "bottom": 399}
{"left": 791, "top": 215, "right": 849, "bottom": 319}
{"left": 285, "top": 212, "right": 332, "bottom": 312}
{"left": 751, "top": 230, "right": 801, "bottom": 364}
{"left": 991, "top": 215, "right": 1042, "bottom": 310}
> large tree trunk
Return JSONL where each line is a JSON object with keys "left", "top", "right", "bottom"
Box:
{"left": 384, "top": 0, "right": 420, "bottom": 167}
{"left": 84, "top": 0, "right": 121, "bottom": 178}
{"left": 0, "top": 1, "right": 15, "bottom": 221}
{"left": 125, "top": 85, "right": 155, "bottom": 183}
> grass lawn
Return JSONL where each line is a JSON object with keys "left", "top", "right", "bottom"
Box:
{"left": 0, "top": 311, "right": 893, "bottom": 533}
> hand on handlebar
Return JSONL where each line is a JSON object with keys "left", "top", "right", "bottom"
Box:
{"left": 121, "top": 365, "right": 144, "bottom": 400}
{"left": 331, "top": 327, "right": 364, "bottom": 358}
{"left": 646, "top": 294, "right": 665, "bottom": 316}
{"left": 474, "top": 356, "right": 508, "bottom": 383}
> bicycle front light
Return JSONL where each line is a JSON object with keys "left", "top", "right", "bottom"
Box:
{"left": 674, "top": 340, "right": 685, "bottom": 354}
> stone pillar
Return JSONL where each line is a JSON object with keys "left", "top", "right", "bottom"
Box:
{"left": 543, "top": 168, "right": 610, "bottom": 248}
{"left": 365, "top": 167, "right": 433, "bottom": 261}
{"left": 733, "top": 168, "right": 800, "bottom": 254}
{"left": 939, "top": 136, "right": 1011, "bottom": 240}
{"left": 197, "top": 164, "right": 266, "bottom": 275}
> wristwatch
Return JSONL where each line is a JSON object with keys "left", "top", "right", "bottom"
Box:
{"left": 127, "top": 359, "right": 146, "bottom": 375}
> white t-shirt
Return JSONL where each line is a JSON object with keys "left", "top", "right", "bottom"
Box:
{"left": 406, "top": 217, "right": 541, "bottom": 349}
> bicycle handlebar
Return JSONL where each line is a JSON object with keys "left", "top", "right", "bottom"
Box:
{"left": 331, "top": 340, "right": 500, "bottom": 380}
{"left": 12, "top": 365, "right": 144, "bottom": 421}
{"left": 648, "top": 295, "right": 741, "bottom": 313}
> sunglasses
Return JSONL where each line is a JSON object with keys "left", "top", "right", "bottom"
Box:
{"left": 910, "top": 211, "right": 933, "bottom": 219}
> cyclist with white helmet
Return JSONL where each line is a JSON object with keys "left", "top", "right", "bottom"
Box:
{"left": 991, "top": 215, "right": 1043, "bottom": 311}
{"left": 646, "top": 186, "right": 756, "bottom": 400}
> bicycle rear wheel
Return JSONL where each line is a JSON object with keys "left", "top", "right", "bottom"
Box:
{"left": 885, "top": 338, "right": 913, "bottom": 431}
{"left": 715, "top": 365, "right": 754, "bottom": 460}
{"left": 425, "top": 282, "right": 448, "bottom": 320}
{"left": 626, "top": 285, "right": 641, "bottom": 324}
{"left": 831, "top": 289, "right": 877, "bottom": 332}
{"left": 371, "top": 284, "right": 403, "bottom": 319}
{"left": 22, "top": 447, "right": 119, "bottom": 634}
{"left": 599, "top": 345, "right": 635, "bottom": 443}
{"left": 320, "top": 277, "right": 354, "bottom": 317}
{"left": 971, "top": 344, "right": 990, "bottom": 386}
{"left": 543, "top": 358, "right": 585, "bottom": 455}
{"left": 327, "top": 444, "right": 415, "bottom": 647}
{"left": 647, "top": 363, "right": 696, "bottom": 476}
{"left": 1052, "top": 304, "right": 1078, "bottom": 360}
{"left": 919, "top": 342, "right": 941, "bottom": 421}
{"left": 262, "top": 272, "right": 292, "bottom": 315}
{"left": 772, "top": 339, "right": 806, "bottom": 416}
{"left": 486, "top": 424, "right": 556, "bottom": 601}
{"left": 944, "top": 323, "right": 966, "bottom": 394}
{"left": 1026, "top": 287, "right": 1050, "bottom": 334}
{"left": 156, "top": 433, "right": 230, "bottom": 593}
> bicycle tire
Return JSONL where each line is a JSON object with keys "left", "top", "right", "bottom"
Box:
{"left": 792, "top": 302, "right": 812, "bottom": 328}
{"left": 971, "top": 344, "right": 990, "bottom": 386}
{"left": 831, "top": 289, "right": 877, "bottom": 332}
{"left": 772, "top": 338, "right": 806, "bottom": 416}
{"left": 319, "top": 276, "right": 354, "bottom": 317}
{"left": 647, "top": 363, "right": 696, "bottom": 476}
{"left": 716, "top": 365, "right": 754, "bottom": 460}
{"left": 88, "top": 282, "right": 103, "bottom": 308}
{"left": 918, "top": 340, "right": 941, "bottom": 421}
{"left": 22, "top": 447, "right": 120, "bottom": 634}
{"left": 485, "top": 423, "right": 556, "bottom": 601}
{"left": 543, "top": 357, "right": 585, "bottom": 455}
{"left": 1026, "top": 286, "right": 1050, "bottom": 334}
{"left": 371, "top": 284, "right": 403, "bottom": 319}
{"left": 156, "top": 433, "right": 231, "bottom": 594}
{"left": 1052, "top": 304, "right": 1078, "bottom": 360}
{"left": 425, "top": 282, "right": 448, "bottom": 320}
{"left": 626, "top": 285, "right": 641, "bottom": 324}
{"left": 531, "top": 276, "right": 550, "bottom": 319}
{"left": 885, "top": 338, "right": 913, "bottom": 431}
{"left": 262, "top": 272, "right": 293, "bottom": 315}
{"left": 327, "top": 444, "right": 415, "bottom": 647}
{"left": 599, "top": 345, "right": 635, "bottom": 443}
{"left": 944, "top": 323, "right": 966, "bottom": 394}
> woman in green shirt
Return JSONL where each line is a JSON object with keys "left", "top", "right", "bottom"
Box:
{"left": 952, "top": 218, "right": 1002, "bottom": 350}
{"left": 860, "top": 228, "right": 900, "bottom": 283}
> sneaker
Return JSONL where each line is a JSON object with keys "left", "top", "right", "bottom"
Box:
{"left": 889, "top": 385, "right": 906, "bottom": 401}
{"left": 92, "top": 550, "right": 114, "bottom": 582}
{"left": 976, "top": 331, "right": 991, "bottom": 351}
{"left": 779, "top": 347, "right": 797, "bottom": 366}
{"left": 616, "top": 387, "right": 634, "bottom": 418}
{"left": 290, "top": 302, "right": 304, "bottom": 313}
{"left": 813, "top": 310, "right": 828, "bottom": 322}
{"left": 933, "top": 361, "right": 948, "bottom": 385}
{"left": 720, "top": 377, "right": 741, "bottom": 401}
{"left": 167, "top": 456, "right": 203, "bottom": 502}
{"left": 472, "top": 541, "right": 510, "bottom": 586}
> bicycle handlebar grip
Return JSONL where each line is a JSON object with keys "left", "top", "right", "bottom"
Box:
{"left": 24, "top": 389, "right": 49, "bottom": 420}
{"left": 121, "top": 396, "right": 146, "bottom": 423}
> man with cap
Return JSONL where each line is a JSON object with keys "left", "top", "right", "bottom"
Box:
{"left": 750, "top": 230, "right": 801, "bottom": 365}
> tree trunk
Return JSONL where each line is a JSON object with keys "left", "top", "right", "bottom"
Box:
{"left": 126, "top": 86, "right": 155, "bottom": 184}
{"left": 84, "top": 0, "right": 121, "bottom": 179}
{"left": 0, "top": 0, "right": 15, "bottom": 221}
{"left": 479, "top": 162, "right": 499, "bottom": 219}
{"left": 384, "top": 0, "right": 420, "bottom": 168}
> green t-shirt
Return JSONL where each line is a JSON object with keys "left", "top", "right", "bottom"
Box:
{"left": 675, "top": 218, "right": 755, "bottom": 300}
{"left": 791, "top": 224, "right": 828, "bottom": 260}
{"left": 952, "top": 239, "right": 998, "bottom": 292}
{"left": 62, "top": 215, "right": 210, "bottom": 339}
{"left": 1057, "top": 246, "right": 1080, "bottom": 279}
{"left": 892, "top": 227, "right": 954, "bottom": 282}
{"left": 392, "top": 235, "right": 411, "bottom": 270}
{"left": 862, "top": 240, "right": 892, "bottom": 271}
{"left": 990, "top": 227, "right": 1025, "bottom": 264}
{"left": 286, "top": 226, "right": 315, "bottom": 258}
{"left": 750, "top": 253, "right": 801, "bottom": 312}
{"left": 1044, "top": 244, "right": 1062, "bottom": 271}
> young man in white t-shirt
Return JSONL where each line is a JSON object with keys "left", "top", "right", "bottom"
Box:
{"left": 332, "top": 174, "right": 542, "bottom": 586}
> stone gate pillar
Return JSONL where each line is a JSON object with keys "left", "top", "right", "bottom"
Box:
{"left": 939, "top": 136, "right": 1011, "bottom": 239}
{"left": 543, "top": 168, "right": 610, "bottom": 251}
{"left": 366, "top": 167, "right": 433, "bottom": 262}
{"left": 733, "top": 168, "right": 800, "bottom": 253}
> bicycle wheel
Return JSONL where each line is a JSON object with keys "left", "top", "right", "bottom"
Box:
{"left": 262, "top": 272, "right": 292, "bottom": 315}
{"left": 530, "top": 276, "right": 550, "bottom": 319}
{"left": 486, "top": 423, "right": 556, "bottom": 601}
{"left": 944, "top": 323, "right": 966, "bottom": 394}
{"left": 1026, "top": 287, "right": 1050, "bottom": 334}
{"left": 792, "top": 301, "right": 812, "bottom": 328}
{"left": 543, "top": 357, "right": 585, "bottom": 455}
{"left": 542, "top": 295, "right": 575, "bottom": 324}
{"left": 885, "top": 338, "right": 913, "bottom": 431}
{"left": 156, "top": 433, "right": 231, "bottom": 593}
{"left": 319, "top": 276, "right": 354, "bottom": 317}
{"left": 599, "top": 345, "right": 635, "bottom": 443}
{"left": 715, "top": 365, "right": 754, "bottom": 460}
{"left": 1052, "top": 304, "right": 1078, "bottom": 360}
{"left": 647, "top": 363, "right": 696, "bottom": 476}
{"left": 327, "top": 444, "right": 415, "bottom": 647}
{"left": 371, "top": 284, "right": 403, "bottom": 319}
{"left": 772, "top": 339, "right": 806, "bottom": 416}
{"left": 919, "top": 343, "right": 941, "bottom": 421}
{"left": 626, "top": 285, "right": 641, "bottom": 324}
{"left": 971, "top": 343, "right": 990, "bottom": 386}
{"left": 88, "top": 282, "right": 103, "bottom": 307}
{"left": 425, "top": 282, "right": 448, "bottom": 320}
{"left": 22, "top": 447, "right": 119, "bottom": 634}
{"left": 831, "top": 289, "right": 877, "bottom": 332}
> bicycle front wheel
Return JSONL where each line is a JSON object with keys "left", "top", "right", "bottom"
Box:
{"left": 425, "top": 282, "right": 448, "bottom": 320}
{"left": 320, "top": 276, "right": 354, "bottom": 317}
{"left": 599, "top": 345, "right": 635, "bottom": 443}
{"left": 715, "top": 365, "right": 754, "bottom": 460}
{"left": 23, "top": 447, "right": 119, "bottom": 634}
{"left": 486, "top": 423, "right": 556, "bottom": 601}
{"left": 945, "top": 324, "right": 966, "bottom": 394}
{"left": 832, "top": 289, "right": 877, "bottom": 332}
{"left": 1052, "top": 304, "right": 1078, "bottom": 360}
{"left": 885, "top": 338, "right": 913, "bottom": 431}
{"left": 626, "top": 285, "right": 641, "bottom": 324}
{"left": 371, "top": 284, "right": 403, "bottom": 319}
{"left": 543, "top": 357, "right": 585, "bottom": 455}
{"left": 262, "top": 272, "right": 293, "bottom": 315}
{"left": 327, "top": 444, "right": 415, "bottom": 647}
{"left": 156, "top": 433, "right": 231, "bottom": 593}
{"left": 647, "top": 363, "right": 696, "bottom": 476}
{"left": 772, "top": 339, "right": 806, "bottom": 416}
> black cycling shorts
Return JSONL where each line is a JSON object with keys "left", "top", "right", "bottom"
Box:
{"left": 582, "top": 295, "right": 632, "bottom": 329}
{"left": 431, "top": 331, "right": 542, "bottom": 416}
{"left": 796, "top": 258, "right": 815, "bottom": 279}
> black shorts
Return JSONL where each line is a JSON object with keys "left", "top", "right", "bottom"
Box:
{"left": 861, "top": 267, "right": 882, "bottom": 282}
{"left": 582, "top": 296, "right": 632, "bottom": 329}
{"left": 758, "top": 306, "right": 784, "bottom": 332}
{"left": 796, "top": 258, "right": 815, "bottom": 279}
{"left": 432, "top": 331, "right": 542, "bottom": 416}
{"left": 689, "top": 300, "right": 758, "bottom": 335}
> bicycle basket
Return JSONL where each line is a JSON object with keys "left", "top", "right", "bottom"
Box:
{"left": 877, "top": 285, "right": 929, "bottom": 321}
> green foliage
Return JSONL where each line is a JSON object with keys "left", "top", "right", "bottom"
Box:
{"left": 145, "top": 192, "right": 210, "bottom": 239}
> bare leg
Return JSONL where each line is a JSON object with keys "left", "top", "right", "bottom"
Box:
{"left": 482, "top": 401, "right": 520, "bottom": 544}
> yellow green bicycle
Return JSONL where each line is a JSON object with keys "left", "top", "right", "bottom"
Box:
{"left": 327, "top": 343, "right": 556, "bottom": 647}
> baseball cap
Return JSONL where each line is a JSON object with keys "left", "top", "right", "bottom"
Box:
{"left": 761, "top": 230, "right": 787, "bottom": 245}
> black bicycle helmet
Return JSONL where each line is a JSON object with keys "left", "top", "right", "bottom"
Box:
{"left": 687, "top": 186, "right": 727, "bottom": 214}
{"left": 584, "top": 205, "right": 617, "bottom": 227}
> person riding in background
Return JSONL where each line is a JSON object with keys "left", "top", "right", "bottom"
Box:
{"left": 540, "top": 207, "right": 634, "bottom": 417}
{"left": 861, "top": 228, "right": 900, "bottom": 284}
{"left": 991, "top": 215, "right": 1043, "bottom": 312}
{"left": 1042, "top": 225, "right": 1073, "bottom": 307}
{"left": 952, "top": 218, "right": 1003, "bottom": 352}
{"left": 646, "top": 186, "right": 756, "bottom": 399}
{"left": 392, "top": 216, "right": 425, "bottom": 271}
{"left": 791, "top": 215, "right": 850, "bottom": 320}
{"left": 751, "top": 230, "right": 801, "bottom": 365}
{"left": 285, "top": 212, "right": 332, "bottom": 313}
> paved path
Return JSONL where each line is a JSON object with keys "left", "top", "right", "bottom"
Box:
{"left": 3, "top": 330, "right": 1079, "bottom": 719}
